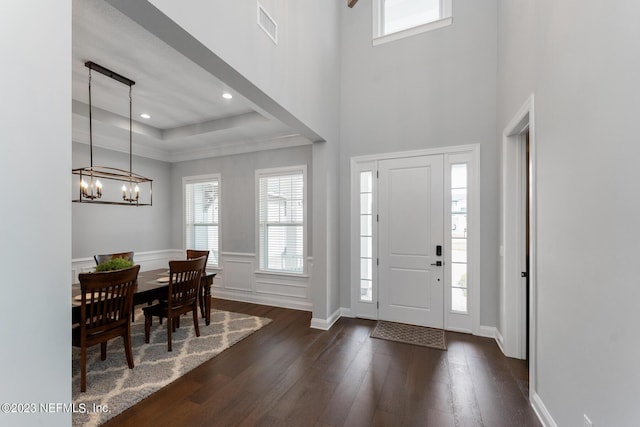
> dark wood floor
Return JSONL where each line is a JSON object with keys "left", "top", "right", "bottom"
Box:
{"left": 103, "top": 300, "right": 541, "bottom": 427}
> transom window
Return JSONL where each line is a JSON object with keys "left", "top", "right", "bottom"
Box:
{"left": 374, "top": 0, "right": 453, "bottom": 45}
{"left": 257, "top": 166, "right": 306, "bottom": 274}
{"left": 184, "top": 175, "right": 220, "bottom": 266}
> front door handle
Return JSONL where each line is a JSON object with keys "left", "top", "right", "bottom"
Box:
{"left": 431, "top": 261, "right": 443, "bottom": 267}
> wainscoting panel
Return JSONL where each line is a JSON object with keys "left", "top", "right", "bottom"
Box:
{"left": 213, "top": 253, "right": 312, "bottom": 312}
{"left": 73, "top": 250, "right": 313, "bottom": 313}
{"left": 255, "top": 279, "right": 308, "bottom": 299}
{"left": 221, "top": 254, "right": 254, "bottom": 293}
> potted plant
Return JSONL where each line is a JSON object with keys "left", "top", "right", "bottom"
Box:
{"left": 95, "top": 258, "right": 134, "bottom": 272}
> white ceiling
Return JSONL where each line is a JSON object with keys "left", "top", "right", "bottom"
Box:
{"left": 72, "top": 0, "right": 309, "bottom": 163}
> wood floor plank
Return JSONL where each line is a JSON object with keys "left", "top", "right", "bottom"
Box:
{"left": 102, "top": 300, "right": 541, "bottom": 427}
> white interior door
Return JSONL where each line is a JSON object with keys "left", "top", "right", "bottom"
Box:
{"left": 378, "top": 155, "right": 444, "bottom": 328}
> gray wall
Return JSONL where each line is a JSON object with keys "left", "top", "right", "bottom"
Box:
{"left": 170, "top": 145, "right": 313, "bottom": 255}
{"left": 136, "top": 0, "right": 342, "bottom": 321}
{"left": 72, "top": 142, "right": 172, "bottom": 258}
{"left": 498, "top": 0, "right": 640, "bottom": 425}
{"left": 0, "top": 1, "right": 72, "bottom": 425}
{"left": 146, "top": 0, "right": 340, "bottom": 142}
{"left": 339, "top": 0, "right": 499, "bottom": 326}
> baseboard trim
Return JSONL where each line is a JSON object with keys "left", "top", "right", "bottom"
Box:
{"left": 494, "top": 327, "right": 506, "bottom": 354}
{"left": 447, "top": 326, "right": 472, "bottom": 334}
{"left": 310, "top": 308, "right": 342, "bottom": 330}
{"left": 531, "top": 391, "right": 558, "bottom": 427}
{"left": 339, "top": 307, "right": 354, "bottom": 318}
{"left": 476, "top": 325, "right": 496, "bottom": 339}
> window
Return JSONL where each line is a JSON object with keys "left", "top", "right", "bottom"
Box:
{"left": 257, "top": 166, "right": 306, "bottom": 274}
{"left": 450, "top": 163, "right": 467, "bottom": 312}
{"left": 359, "top": 171, "right": 374, "bottom": 302}
{"left": 184, "top": 175, "right": 220, "bottom": 266}
{"left": 373, "top": 0, "right": 452, "bottom": 45}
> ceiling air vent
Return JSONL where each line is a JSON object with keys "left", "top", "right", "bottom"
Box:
{"left": 257, "top": 2, "right": 278, "bottom": 44}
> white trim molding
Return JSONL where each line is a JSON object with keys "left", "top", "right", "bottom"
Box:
{"left": 310, "top": 308, "right": 341, "bottom": 330}
{"left": 531, "top": 392, "right": 558, "bottom": 427}
{"left": 339, "top": 307, "right": 354, "bottom": 318}
{"left": 500, "top": 94, "right": 538, "bottom": 398}
{"left": 493, "top": 327, "right": 506, "bottom": 355}
{"left": 476, "top": 325, "right": 497, "bottom": 339}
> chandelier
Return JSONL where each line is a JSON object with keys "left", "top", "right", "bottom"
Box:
{"left": 72, "top": 61, "right": 152, "bottom": 206}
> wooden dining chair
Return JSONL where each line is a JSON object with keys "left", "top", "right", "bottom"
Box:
{"left": 72, "top": 265, "right": 140, "bottom": 392}
{"left": 186, "top": 249, "right": 210, "bottom": 317}
{"left": 94, "top": 251, "right": 134, "bottom": 266}
{"left": 93, "top": 251, "right": 136, "bottom": 321}
{"left": 143, "top": 257, "right": 206, "bottom": 351}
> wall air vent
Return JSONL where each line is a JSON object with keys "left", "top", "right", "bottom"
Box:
{"left": 257, "top": 2, "right": 278, "bottom": 45}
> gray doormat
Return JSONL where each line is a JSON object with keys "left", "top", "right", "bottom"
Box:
{"left": 371, "top": 320, "right": 447, "bottom": 350}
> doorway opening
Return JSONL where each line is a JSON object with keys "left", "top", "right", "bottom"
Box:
{"left": 524, "top": 130, "right": 530, "bottom": 362}
{"left": 500, "top": 94, "right": 537, "bottom": 398}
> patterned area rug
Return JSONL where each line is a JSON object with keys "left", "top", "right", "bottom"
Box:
{"left": 72, "top": 309, "right": 271, "bottom": 426}
{"left": 371, "top": 320, "right": 447, "bottom": 350}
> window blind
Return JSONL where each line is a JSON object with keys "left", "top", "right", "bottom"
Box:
{"left": 185, "top": 179, "right": 219, "bottom": 266}
{"left": 258, "top": 171, "right": 304, "bottom": 273}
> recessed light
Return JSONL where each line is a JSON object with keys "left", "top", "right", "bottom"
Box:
{"left": 222, "top": 92, "right": 233, "bottom": 100}
{"left": 140, "top": 113, "right": 151, "bottom": 119}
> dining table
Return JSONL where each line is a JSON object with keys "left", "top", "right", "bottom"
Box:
{"left": 72, "top": 268, "right": 216, "bottom": 325}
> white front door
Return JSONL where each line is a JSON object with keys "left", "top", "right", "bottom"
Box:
{"left": 378, "top": 155, "right": 444, "bottom": 328}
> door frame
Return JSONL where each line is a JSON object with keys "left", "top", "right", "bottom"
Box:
{"left": 350, "top": 144, "right": 481, "bottom": 334}
{"left": 500, "top": 94, "right": 537, "bottom": 395}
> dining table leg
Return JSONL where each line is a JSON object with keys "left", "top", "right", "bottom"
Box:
{"left": 203, "top": 275, "right": 213, "bottom": 325}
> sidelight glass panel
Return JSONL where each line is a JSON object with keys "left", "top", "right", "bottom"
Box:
{"left": 451, "top": 263, "right": 467, "bottom": 289}
{"left": 360, "top": 193, "right": 372, "bottom": 215}
{"left": 361, "top": 171, "right": 373, "bottom": 192}
{"left": 451, "top": 164, "right": 467, "bottom": 188}
{"left": 361, "top": 258, "right": 372, "bottom": 281}
{"left": 359, "top": 171, "right": 374, "bottom": 302}
{"left": 361, "top": 236, "right": 373, "bottom": 258}
{"left": 451, "top": 238, "right": 467, "bottom": 263}
{"left": 361, "top": 214, "right": 372, "bottom": 236}
{"left": 451, "top": 163, "right": 468, "bottom": 313}
{"left": 361, "top": 280, "right": 373, "bottom": 301}
{"left": 451, "top": 213, "right": 467, "bottom": 238}
{"left": 451, "top": 288, "right": 467, "bottom": 312}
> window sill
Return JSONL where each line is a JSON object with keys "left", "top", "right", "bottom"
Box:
{"left": 255, "top": 270, "right": 309, "bottom": 279}
{"left": 373, "top": 16, "right": 453, "bottom": 47}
